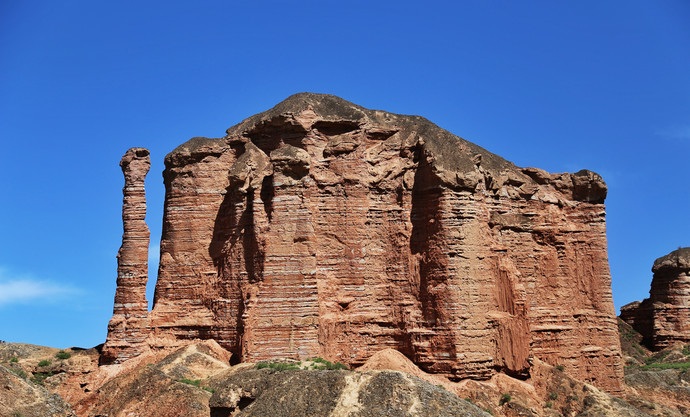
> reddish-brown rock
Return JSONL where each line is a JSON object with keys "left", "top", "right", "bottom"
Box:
{"left": 102, "top": 148, "right": 151, "bottom": 364}
{"left": 103, "top": 93, "right": 623, "bottom": 393}
{"left": 620, "top": 247, "right": 690, "bottom": 350}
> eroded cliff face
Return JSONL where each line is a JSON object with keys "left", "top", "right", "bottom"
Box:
{"left": 620, "top": 247, "right": 690, "bottom": 350}
{"left": 102, "top": 93, "right": 623, "bottom": 393}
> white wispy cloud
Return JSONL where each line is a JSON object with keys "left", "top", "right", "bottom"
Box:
{"left": 0, "top": 268, "right": 79, "bottom": 307}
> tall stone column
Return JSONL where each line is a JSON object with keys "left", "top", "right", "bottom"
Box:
{"left": 101, "top": 148, "right": 151, "bottom": 364}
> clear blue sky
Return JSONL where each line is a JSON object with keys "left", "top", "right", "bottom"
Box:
{"left": 1, "top": 1, "right": 688, "bottom": 349}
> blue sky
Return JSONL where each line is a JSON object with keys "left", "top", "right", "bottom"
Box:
{"left": 1, "top": 1, "right": 688, "bottom": 349}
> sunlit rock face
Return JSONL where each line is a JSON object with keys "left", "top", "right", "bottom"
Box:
{"left": 102, "top": 93, "right": 623, "bottom": 393}
{"left": 621, "top": 247, "right": 690, "bottom": 350}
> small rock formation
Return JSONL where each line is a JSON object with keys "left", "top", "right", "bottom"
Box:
{"left": 101, "top": 148, "right": 151, "bottom": 364}
{"left": 620, "top": 247, "right": 690, "bottom": 350}
{"left": 102, "top": 93, "right": 623, "bottom": 394}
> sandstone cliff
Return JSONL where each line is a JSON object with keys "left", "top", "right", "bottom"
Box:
{"left": 620, "top": 247, "right": 690, "bottom": 350}
{"left": 102, "top": 93, "right": 623, "bottom": 393}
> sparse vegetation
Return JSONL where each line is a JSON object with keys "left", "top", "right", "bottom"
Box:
{"left": 635, "top": 346, "right": 690, "bottom": 371}
{"left": 55, "top": 350, "right": 71, "bottom": 360}
{"left": 548, "top": 391, "right": 558, "bottom": 400}
{"left": 178, "top": 378, "right": 214, "bottom": 393}
{"left": 31, "top": 372, "right": 53, "bottom": 385}
{"left": 308, "top": 357, "right": 348, "bottom": 370}
{"left": 254, "top": 358, "right": 348, "bottom": 371}
{"left": 11, "top": 368, "right": 27, "bottom": 379}
{"left": 545, "top": 401, "right": 553, "bottom": 408}
{"left": 646, "top": 351, "right": 670, "bottom": 365}
{"left": 37, "top": 359, "right": 51, "bottom": 367}
{"left": 499, "top": 393, "right": 511, "bottom": 405}
{"left": 555, "top": 364, "right": 565, "bottom": 371}
{"left": 256, "top": 361, "right": 301, "bottom": 371}
{"left": 179, "top": 378, "right": 202, "bottom": 387}
{"left": 641, "top": 362, "right": 690, "bottom": 371}
{"left": 10, "top": 356, "right": 18, "bottom": 363}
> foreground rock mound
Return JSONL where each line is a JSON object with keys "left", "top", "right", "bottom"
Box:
{"left": 209, "top": 368, "right": 490, "bottom": 417}
{"left": 620, "top": 247, "right": 690, "bottom": 350}
{"left": 102, "top": 93, "right": 623, "bottom": 393}
{"left": 0, "top": 366, "right": 76, "bottom": 417}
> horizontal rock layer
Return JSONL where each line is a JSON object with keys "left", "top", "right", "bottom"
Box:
{"left": 103, "top": 93, "right": 623, "bottom": 393}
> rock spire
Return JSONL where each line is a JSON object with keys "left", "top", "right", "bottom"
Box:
{"left": 101, "top": 147, "right": 151, "bottom": 364}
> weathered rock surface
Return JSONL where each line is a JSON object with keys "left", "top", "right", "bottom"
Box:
{"left": 75, "top": 342, "right": 230, "bottom": 417}
{"left": 4, "top": 340, "right": 686, "bottom": 417}
{"left": 102, "top": 148, "right": 152, "bottom": 364}
{"left": 208, "top": 367, "right": 491, "bottom": 417}
{"left": 0, "top": 363, "right": 76, "bottom": 417}
{"left": 102, "top": 93, "right": 623, "bottom": 393}
{"left": 620, "top": 247, "right": 690, "bottom": 350}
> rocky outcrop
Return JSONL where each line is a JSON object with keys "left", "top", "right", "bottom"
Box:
{"left": 103, "top": 93, "right": 623, "bottom": 393}
{"left": 620, "top": 247, "right": 690, "bottom": 350}
{"left": 208, "top": 368, "right": 491, "bottom": 417}
{"left": 101, "top": 148, "right": 151, "bottom": 364}
{"left": 0, "top": 365, "right": 76, "bottom": 417}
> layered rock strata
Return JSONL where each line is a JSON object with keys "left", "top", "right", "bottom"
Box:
{"left": 102, "top": 93, "right": 623, "bottom": 393}
{"left": 102, "top": 148, "right": 151, "bottom": 364}
{"left": 620, "top": 247, "right": 690, "bottom": 350}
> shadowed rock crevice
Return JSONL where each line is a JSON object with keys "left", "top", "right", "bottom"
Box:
{"left": 409, "top": 154, "right": 458, "bottom": 376}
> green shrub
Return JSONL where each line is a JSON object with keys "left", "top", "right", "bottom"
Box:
{"left": 308, "top": 357, "right": 348, "bottom": 370}
{"left": 31, "top": 372, "right": 52, "bottom": 385}
{"left": 641, "top": 362, "right": 690, "bottom": 371}
{"left": 555, "top": 364, "right": 565, "bottom": 371}
{"left": 548, "top": 392, "right": 558, "bottom": 400}
{"left": 179, "top": 378, "right": 202, "bottom": 387}
{"left": 499, "top": 393, "right": 511, "bottom": 405}
{"left": 178, "top": 378, "right": 214, "bottom": 393}
{"left": 256, "top": 361, "right": 300, "bottom": 371}
{"left": 9, "top": 356, "right": 18, "bottom": 363}
{"left": 37, "top": 359, "right": 51, "bottom": 367}
{"left": 545, "top": 401, "right": 553, "bottom": 409}
{"left": 55, "top": 350, "right": 71, "bottom": 360}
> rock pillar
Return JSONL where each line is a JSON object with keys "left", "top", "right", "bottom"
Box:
{"left": 620, "top": 247, "right": 690, "bottom": 350}
{"left": 101, "top": 148, "right": 151, "bottom": 364}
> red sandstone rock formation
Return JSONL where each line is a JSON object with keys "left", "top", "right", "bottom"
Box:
{"left": 620, "top": 247, "right": 690, "bottom": 350}
{"left": 102, "top": 148, "right": 151, "bottom": 364}
{"left": 103, "top": 93, "right": 623, "bottom": 393}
